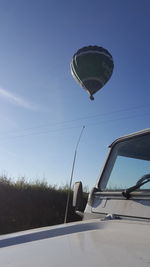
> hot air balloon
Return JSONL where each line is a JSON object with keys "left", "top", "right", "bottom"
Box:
{"left": 71, "top": 45, "right": 114, "bottom": 100}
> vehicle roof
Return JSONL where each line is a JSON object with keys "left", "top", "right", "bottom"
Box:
{"left": 109, "top": 128, "right": 150, "bottom": 148}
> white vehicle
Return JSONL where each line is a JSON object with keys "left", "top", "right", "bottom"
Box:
{"left": 1, "top": 128, "right": 150, "bottom": 266}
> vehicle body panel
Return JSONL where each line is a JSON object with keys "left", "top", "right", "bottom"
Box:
{"left": 91, "top": 194, "right": 150, "bottom": 218}
{"left": 1, "top": 128, "right": 150, "bottom": 266}
{"left": 0, "top": 219, "right": 150, "bottom": 267}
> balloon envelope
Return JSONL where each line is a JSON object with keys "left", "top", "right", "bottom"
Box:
{"left": 71, "top": 46, "right": 114, "bottom": 100}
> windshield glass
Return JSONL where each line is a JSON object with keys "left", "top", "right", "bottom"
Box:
{"left": 100, "top": 132, "right": 150, "bottom": 190}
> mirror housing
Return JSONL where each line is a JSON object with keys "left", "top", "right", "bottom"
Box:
{"left": 73, "top": 181, "right": 83, "bottom": 210}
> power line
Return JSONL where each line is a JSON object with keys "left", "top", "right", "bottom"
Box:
{"left": 0, "top": 103, "right": 150, "bottom": 137}
{"left": 0, "top": 125, "right": 83, "bottom": 141}
{"left": 85, "top": 112, "right": 150, "bottom": 127}
{"left": 0, "top": 111, "right": 149, "bottom": 142}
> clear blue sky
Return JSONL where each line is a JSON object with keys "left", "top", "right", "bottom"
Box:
{"left": 0, "top": 0, "right": 150, "bottom": 189}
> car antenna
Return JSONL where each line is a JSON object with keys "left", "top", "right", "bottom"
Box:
{"left": 64, "top": 125, "right": 85, "bottom": 223}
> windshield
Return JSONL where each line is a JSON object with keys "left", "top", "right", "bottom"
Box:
{"left": 100, "top": 132, "right": 150, "bottom": 191}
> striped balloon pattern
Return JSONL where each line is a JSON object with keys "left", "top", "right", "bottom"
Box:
{"left": 71, "top": 46, "right": 114, "bottom": 100}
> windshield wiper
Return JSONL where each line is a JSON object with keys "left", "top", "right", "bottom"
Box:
{"left": 122, "top": 174, "right": 150, "bottom": 199}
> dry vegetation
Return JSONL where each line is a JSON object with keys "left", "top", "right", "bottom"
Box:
{"left": 0, "top": 176, "right": 88, "bottom": 235}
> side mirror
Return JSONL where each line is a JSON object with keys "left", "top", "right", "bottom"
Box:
{"left": 73, "top": 181, "right": 83, "bottom": 210}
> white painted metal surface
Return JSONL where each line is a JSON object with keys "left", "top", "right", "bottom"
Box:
{"left": 92, "top": 197, "right": 150, "bottom": 218}
{"left": 1, "top": 128, "right": 150, "bottom": 266}
{"left": 0, "top": 219, "right": 150, "bottom": 267}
